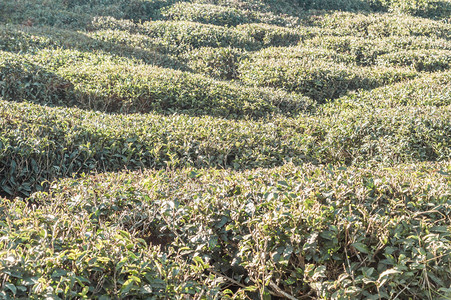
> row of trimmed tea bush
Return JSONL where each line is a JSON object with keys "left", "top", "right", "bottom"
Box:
{"left": 161, "top": 2, "right": 253, "bottom": 26}
{"left": 3, "top": 23, "right": 448, "bottom": 79}
{"left": 304, "top": 35, "right": 451, "bottom": 66}
{"left": 1, "top": 99, "right": 450, "bottom": 197}
{"left": 1, "top": 162, "right": 450, "bottom": 298}
{"left": 0, "top": 24, "right": 185, "bottom": 69}
{"left": 336, "top": 71, "right": 451, "bottom": 108}
{"left": 316, "top": 11, "right": 450, "bottom": 39}
{"left": 238, "top": 53, "right": 417, "bottom": 101}
{"left": 380, "top": 0, "right": 451, "bottom": 18}
{"left": 91, "top": 16, "right": 305, "bottom": 52}
{"left": 0, "top": 0, "right": 181, "bottom": 28}
{"left": 376, "top": 49, "right": 451, "bottom": 72}
{"left": 0, "top": 49, "right": 312, "bottom": 117}
{"left": 161, "top": 1, "right": 294, "bottom": 26}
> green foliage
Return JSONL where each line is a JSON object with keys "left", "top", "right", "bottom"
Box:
{"left": 1, "top": 99, "right": 449, "bottom": 197}
{"left": 295, "top": 0, "right": 376, "bottom": 11}
{"left": 162, "top": 2, "right": 251, "bottom": 26}
{"left": 305, "top": 34, "right": 451, "bottom": 66}
{"left": 183, "top": 47, "right": 248, "bottom": 79}
{"left": 0, "top": 0, "right": 179, "bottom": 28}
{"left": 140, "top": 20, "right": 258, "bottom": 52}
{"left": 0, "top": 52, "right": 74, "bottom": 105}
{"left": 376, "top": 49, "right": 451, "bottom": 71}
{"left": 380, "top": 0, "right": 451, "bottom": 18}
{"left": 337, "top": 71, "right": 451, "bottom": 107}
{"left": 239, "top": 51, "right": 417, "bottom": 101}
{"left": 236, "top": 23, "right": 301, "bottom": 47}
{"left": 317, "top": 11, "right": 450, "bottom": 38}
{"left": 1, "top": 163, "right": 450, "bottom": 298}
{"left": 2, "top": 49, "right": 311, "bottom": 117}
{"left": 0, "top": 0, "right": 450, "bottom": 298}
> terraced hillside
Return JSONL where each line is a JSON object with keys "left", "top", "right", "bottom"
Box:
{"left": 0, "top": 0, "right": 450, "bottom": 298}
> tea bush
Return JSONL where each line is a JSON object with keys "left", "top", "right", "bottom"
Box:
{"left": 236, "top": 23, "right": 301, "bottom": 47}
{"left": 305, "top": 34, "right": 451, "bottom": 65}
{"left": 0, "top": 99, "right": 313, "bottom": 197}
{"left": 141, "top": 20, "right": 257, "bottom": 52}
{"left": 1, "top": 0, "right": 450, "bottom": 298}
{"left": 13, "top": 49, "right": 312, "bottom": 117}
{"left": 0, "top": 0, "right": 180, "bottom": 29}
{"left": 239, "top": 54, "right": 417, "bottom": 101}
{"left": 0, "top": 24, "right": 184, "bottom": 68}
{"left": 381, "top": 0, "right": 451, "bottom": 18}
{"left": 376, "top": 49, "right": 451, "bottom": 71}
{"left": 161, "top": 2, "right": 251, "bottom": 26}
{"left": 337, "top": 71, "right": 451, "bottom": 108}
{"left": 1, "top": 99, "right": 449, "bottom": 197}
{"left": 182, "top": 47, "right": 248, "bottom": 79}
{"left": 1, "top": 162, "right": 449, "bottom": 298}
{"left": 0, "top": 51, "right": 74, "bottom": 106}
{"left": 317, "top": 11, "right": 450, "bottom": 38}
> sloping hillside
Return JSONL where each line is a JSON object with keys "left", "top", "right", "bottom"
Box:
{"left": 0, "top": 0, "right": 450, "bottom": 299}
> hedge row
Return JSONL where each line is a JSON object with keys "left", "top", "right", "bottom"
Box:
{"left": 376, "top": 49, "right": 451, "bottom": 72}
{"left": 0, "top": 0, "right": 180, "bottom": 28}
{"left": 161, "top": 2, "right": 253, "bottom": 26}
{"left": 336, "top": 71, "right": 451, "bottom": 108}
{"left": 182, "top": 47, "right": 248, "bottom": 80}
{"left": 91, "top": 17, "right": 303, "bottom": 53}
{"left": 160, "top": 2, "right": 305, "bottom": 27}
{"left": 380, "top": 0, "right": 451, "bottom": 18}
{"left": 0, "top": 49, "right": 312, "bottom": 117}
{"left": 304, "top": 35, "right": 451, "bottom": 66}
{"left": 316, "top": 12, "right": 450, "bottom": 39}
{"left": 0, "top": 51, "right": 74, "bottom": 106}
{"left": 238, "top": 53, "right": 417, "bottom": 101}
{"left": 1, "top": 99, "right": 450, "bottom": 197}
{"left": 1, "top": 162, "right": 450, "bottom": 298}
{"left": 0, "top": 25, "right": 184, "bottom": 70}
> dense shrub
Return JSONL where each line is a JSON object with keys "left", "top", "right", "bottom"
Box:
{"left": 182, "top": 47, "right": 248, "bottom": 79}
{"left": 1, "top": 99, "right": 449, "bottom": 197}
{"left": 249, "top": 45, "right": 355, "bottom": 64}
{"left": 141, "top": 20, "right": 257, "bottom": 52}
{"left": 317, "top": 11, "right": 450, "bottom": 38}
{"left": 1, "top": 1, "right": 451, "bottom": 298}
{"left": 0, "top": 25, "right": 182, "bottom": 68}
{"left": 20, "top": 49, "right": 311, "bottom": 117}
{"left": 0, "top": 99, "right": 311, "bottom": 196}
{"left": 1, "top": 162, "right": 450, "bottom": 298}
{"left": 239, "top": 54, "right": 417, "bottom": 101}
{"left": 119, "top": 0, "right": 180, "bottom": 21}
{"left": 305, "top": 34, "right": 451, "bottom": 65}
{"left": 0, "top": 51, "right": 74, "bottom": 105}
{"left": 304, "top": 35, "right": 389, "bottom": 65}
{"left": 376, "top": 49, "right": 451, "bottom": 71}
{"left": 0, "top": 26, "right": 55, "bottom": 53}
{"left": 91, "top": 17, "right": 304, "bottom": 53}
{"left": 381, "top": 0, "right": 451, "bottom": 18}
{"left": 0, "top": 0, "right": 179, "bottom": 29}
{"left": 161, "top": 3, "right": 251, "bottom": 26}
{"left": 336, "top": 71, "right": 451, "bottom": 107}
{"left": 236, "top": 23, "right": 301, "bottom": 47}
{"left": 89, "top": 15, "right": 140, "bottom": 32}
{"left": 295, "top": 0, "right": 376, "bottom": 11}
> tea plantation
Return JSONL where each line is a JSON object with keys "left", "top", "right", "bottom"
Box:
{"left": 0, "top": 0, "right": 450, "bottom": 299}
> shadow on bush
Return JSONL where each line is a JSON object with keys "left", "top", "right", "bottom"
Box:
{"left": 0, "top": 55, "right": 75, "bottom": 107}
{"left": 0, "top": 25, "right": 188, "bottom": 71}
{"left": 0, "top": 0, "right": 181, "bottom": 29}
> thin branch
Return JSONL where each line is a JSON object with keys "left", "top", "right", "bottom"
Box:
{"left": 207, "top": 268, "right": 247, "bottom": 289}
{"left": 269, "top": 281, "right": 298, "bottom": 300}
